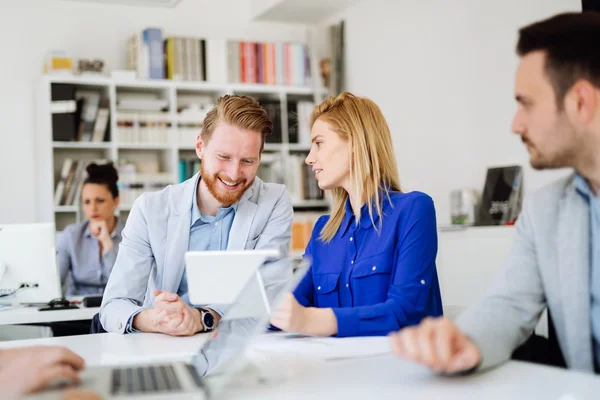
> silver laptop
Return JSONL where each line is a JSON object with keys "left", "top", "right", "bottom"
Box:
{"left": 30, "top": 255, "right": 310, "bottom": 400}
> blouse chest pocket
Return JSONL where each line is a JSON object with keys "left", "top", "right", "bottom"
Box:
{"left": 312, "top": 273, "right": 340, "bottom": 308}
{"left": 351, "top": 253, "right": 393, "bottom": 304}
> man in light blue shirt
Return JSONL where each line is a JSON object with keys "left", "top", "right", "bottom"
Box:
{"left": 574, "top": 174, "right": 600, "bottom": 369}
{"left": 101, "top": 95, "right": 293, "bottom": 335}
{"left": 390, "top": 12, "right": 600, "bottom": 375}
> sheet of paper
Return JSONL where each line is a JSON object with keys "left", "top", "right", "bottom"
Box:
{"left": 251, "top": 333, "right": 392, "bottom": 361}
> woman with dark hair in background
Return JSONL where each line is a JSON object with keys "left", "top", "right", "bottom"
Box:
{"left": 57, "top": 162, "right": 124, "bottom": 297}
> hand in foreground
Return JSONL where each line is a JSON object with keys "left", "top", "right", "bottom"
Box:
{"left": 133, "top": 290, "right": 203, "bottom": 336}
{"left": 270, "top": 293, "right": 308, "bottom": 333}
{"left": 62, "top": 389, "right": 103, "bottom": 400}
{"left": 389, "top": 317, "right": 481, "bottom": 374}
{"left": 0, "top": 346, "right": 85, "bottom": 397}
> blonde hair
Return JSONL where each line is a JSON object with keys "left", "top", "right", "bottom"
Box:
{"left": 201, "top": 95, "right": 273, "bottom": 152}
{"left": 312, "top": 92, "right": 402, "bottom": 242}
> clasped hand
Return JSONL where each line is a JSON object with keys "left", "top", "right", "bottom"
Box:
{"left": 134, "top": 290, "right": 203, "bottom": 336}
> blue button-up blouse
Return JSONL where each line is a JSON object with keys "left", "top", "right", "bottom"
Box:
{"left": 294, "top": 191, "right": 443, "bottom": 337}
{"left": 58, "top": 218, "right": 125, "bottom": 296}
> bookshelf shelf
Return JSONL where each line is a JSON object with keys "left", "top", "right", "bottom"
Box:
{"left": 42, "top": 75, "right": 326, "bottom": 96}
{"left": 52, "top": 141, "right": 112, "bottom": 149}
{"left": 39, "top": 68, "right": 328, "bottom": 230}
{"left": 288, "top": 144, "right": 312, "bottom": 152}
{"left": 43, "top": 74, "right": 111, "bottom": 87}
{"left": 117, "top": 143, "right": 171, "bottom": 150}
{"left": 263, "top": 143, "right": 284, "bottom": 152}
{"left": 55, "top": 206, "right": 78, "bottom": 213}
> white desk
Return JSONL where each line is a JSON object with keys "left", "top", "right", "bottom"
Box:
{"left": 0, "top": 332, "right": 209, "bottom": 366}
{"left": 0, "top": 306, "right": 100, "bottom": 325}
{"left": 2, "top": 333, "right": 600, "bottom": 399}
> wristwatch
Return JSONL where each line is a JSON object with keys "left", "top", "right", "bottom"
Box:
{"left": 198, "top": 307, "right": 215, "bottom": 331}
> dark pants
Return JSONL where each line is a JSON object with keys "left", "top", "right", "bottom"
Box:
{"left": 47, "top": 320, "right": 92, "bottom": 337}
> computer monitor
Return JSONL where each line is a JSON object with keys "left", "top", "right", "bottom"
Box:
{"left": 0, "top": 223, "right": 62, "bottom": 304}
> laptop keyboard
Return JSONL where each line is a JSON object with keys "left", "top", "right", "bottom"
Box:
{"left": 111, "top": 364, "right": 183, "bottom": 396}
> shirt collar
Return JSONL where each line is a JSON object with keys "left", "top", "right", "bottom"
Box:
{"left": 340, "top": 196, "right": 383, "bottom": 236}
{"left": 574, "top": 173, "right": 594, "bottom": 201}
{"left": 191, "top": 174, "right": 238, "bottom": 227}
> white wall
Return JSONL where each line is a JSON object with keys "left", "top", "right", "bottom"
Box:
{"left": 0, "top": 0, "right": 307, "bottom": 223}
{"left": 322, "top": 0, "right": 580, "bottom": 224}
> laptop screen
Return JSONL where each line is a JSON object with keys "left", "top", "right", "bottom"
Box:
{"left": 192, "top": 257, "right": 310, "bottom": 391}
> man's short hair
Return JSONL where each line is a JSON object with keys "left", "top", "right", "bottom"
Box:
{"left": 201, "top": 95, "right": 273, "bottom": 151}
{"left": 517, "top": 12, "right": 600, "bottom": 108}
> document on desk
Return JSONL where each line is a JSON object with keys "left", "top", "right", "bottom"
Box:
{"left": 251, "top": 333, "right": 392, "bottom": 361}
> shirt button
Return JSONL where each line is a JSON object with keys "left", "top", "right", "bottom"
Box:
{"left": 349, "top": 237, "right": 353, "bottom": 242}
{"left": 421, "top": 280, "right": 426, "bottom": 284}
{"left": 372, "top": 266, "right": 376, "bottom": 271}
{"left": 215, "top": 222, "right": 219, "bottom": 226}
{"left": 317, "top": 286, "right": 321, "bottom": 290}
{"left": 117, "top": 323, "right": 122, "bottom": 330}
{"left": 346, "top": 284, "right": 349, "bottom": 288}
{"left": 351, "top": 260, "right": 354, "bottom": 264}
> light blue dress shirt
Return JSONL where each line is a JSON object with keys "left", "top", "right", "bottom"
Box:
{"left": 574, "top": 174, "right": 600, "bottom": 367}
{"left": 57, "top": 218, "right": 125, "bottom": 296}
{"left": 126, "top": 175, "right": 236, "bottom": 332}
{"left": 177, "top": 176, "right": 237, "bottom": 315}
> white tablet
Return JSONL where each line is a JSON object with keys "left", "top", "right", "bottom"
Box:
{"left": 184, "top": 249, "right": 280, "bottom": 306}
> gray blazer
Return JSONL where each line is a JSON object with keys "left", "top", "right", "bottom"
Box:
{"left": 100, "top": 174, "right": 293, "bottom": 334}
{"left": 456, "top": 173, "right": 595, "bottom": 373}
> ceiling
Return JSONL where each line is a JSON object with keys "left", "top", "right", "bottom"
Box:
{"left": 64, "top": 0, "right": 184, "bottom": 7}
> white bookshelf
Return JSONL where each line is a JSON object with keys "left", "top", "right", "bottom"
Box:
{"left": 37, "top": 75, "right": 330, "bottom": 231}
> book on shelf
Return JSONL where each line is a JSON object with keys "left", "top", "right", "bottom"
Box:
{"left": 51, "top": 83, "right": 110, "bottom": 143}
{"left": 160, "top": 35, "right": 310, "bottom": 86}
{"left": 164, "top": 36, "right": 207, "bottom": 82}
{"left": 286, "top": 155, "right": 323, "bottom": 203}
{"left": 116, "top": 110, "right": 170, "bottom": 145}
{"left": 54, "top": 158, "right": 108, "bottom": 207}
{"left": 259, "top": 99, "right": 282, "bottom": 143}
{"left": 229, "top": 41, "right": 310, "bottom": 86}
{"left": 76, "top": 92, "right": 100, "bottom": 142}
{"left": 51, "top": 83, "right": 78, "bottom": 141}
{"left": 176, "top": 104, "right": 211, "bottom": 147}
{"left": 293, "top": 101, "right": 315, "bottom": 146}
{"left": 91, "top": 98, "right": 110, "bottom": 142}
{"left": 118, "top": 171, "right": 175, "bottom": 206}
{"left": 257, "top": 153, "right": 285, "bottom": 185}
{"left": 128, "top": 28, "right": 165, "bottom": 80}
{"left": 290, "top": 212, "right": 324, "bottom": 252}
{"left": 179, "top": 159, "right": 200, "bottom": 183}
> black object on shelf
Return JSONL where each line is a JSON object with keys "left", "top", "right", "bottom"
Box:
{"left": 51, "top": 83, "right": 78, "bottom": 141}
{"left": 476, "top": 165, "right": 523, "bottom": 226}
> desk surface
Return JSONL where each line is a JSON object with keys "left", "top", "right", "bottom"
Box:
{"left": 0, "top": 332, "right": 209, "bottom": 365}
{"left": 0, "top": 305, "right": 100, "bottom": 325}
{"left": 3, "top": 333, "right": 600, "bottom": 399}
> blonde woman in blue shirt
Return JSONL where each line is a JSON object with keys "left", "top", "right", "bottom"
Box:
{"left": 57, "top": 163, "right": 125, "bottom": 296}
{"left": 271, "top": 92, "right": 443, "bottom": 337}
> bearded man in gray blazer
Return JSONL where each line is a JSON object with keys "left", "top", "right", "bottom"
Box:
{"left": 391, "top": 12, "right": 600, "bottom": 374}
{"left": 100, "top": 95, "right": 293, "bottom": 336}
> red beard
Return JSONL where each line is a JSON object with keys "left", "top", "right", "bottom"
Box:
{"left": 201, "top": 163, "right": 253, "bottom": 205}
